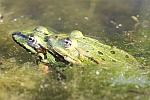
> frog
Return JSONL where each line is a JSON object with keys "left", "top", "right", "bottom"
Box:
{"left": 12, "top": 26, "right": 62, "bottom": 73}
{"left": 12, "top": 26, "right": 137, "bottom": 73}
{"left": 47, "top": 30, "right": 137, "bottom": 65}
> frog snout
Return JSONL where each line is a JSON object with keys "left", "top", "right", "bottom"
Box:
{"left": 12, "top": 32, "right": 27, "bottom": 39}
{"left": 12, "top": 32, "right": 21, "bottom": 36}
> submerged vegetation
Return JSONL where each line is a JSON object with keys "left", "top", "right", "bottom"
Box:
{"left": 0, "top": 0, "right": 149, "bottom": 100}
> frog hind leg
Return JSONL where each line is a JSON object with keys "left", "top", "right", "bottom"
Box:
{"left": 75, "top": 48, "right": 101, "bottom": 64}
{"left": 64, "top": 56, "right": 81, "bottom": 64}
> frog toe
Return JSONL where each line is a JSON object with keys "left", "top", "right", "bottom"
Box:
{"left": 39, "top": 64, "right": 49, "bottom": 73}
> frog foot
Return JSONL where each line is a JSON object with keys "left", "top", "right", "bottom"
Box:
{"left": 39, "top": 63, "right": 49, "bottom": 73}
{"left": 43, "top": 65, "right": 49, "bottom": 73}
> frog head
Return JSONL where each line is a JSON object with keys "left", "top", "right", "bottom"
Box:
{"left": 12, "top": 27, "right": 58, "bottom": 66}
{"left": 12, "top": 26, "right": 50, "bottom": 54}
{"left": 48, "top": 34, "right": 82, "bottom": 64}
{"left": 15, "top": 33, "right": 46, "bottom": 53}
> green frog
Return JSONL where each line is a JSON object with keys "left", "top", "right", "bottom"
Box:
{"left": 12, "top": 26, "right": 137, "bottom": 73}
{"left": 12, "top": 26, "right": 57, "bottom": 73}
{"left": 47, "top": 30, "right": 137, "bottom": 64}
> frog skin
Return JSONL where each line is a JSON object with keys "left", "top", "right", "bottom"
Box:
{"left": 12, "top": 26, "right": 137, "bottom": 73}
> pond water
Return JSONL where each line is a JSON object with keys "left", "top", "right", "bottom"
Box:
{"left": 0, "top": 0, "right": 150, "bottom": 100}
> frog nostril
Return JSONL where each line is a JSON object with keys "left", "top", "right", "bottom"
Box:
{"left": 55, "top": 36, "right": 58, "bottom": 38}
{"left": 30, "top": 34, "right": 34, "bottom": 37}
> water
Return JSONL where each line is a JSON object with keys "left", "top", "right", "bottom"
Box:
{"left": 0, "top": 0, "right": 150, "bottom": 100}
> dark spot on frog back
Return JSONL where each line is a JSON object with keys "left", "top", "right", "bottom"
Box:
{"left": 125, "top": 55, "right": 129, "bottom": 58}
{"left": 101, "top": 58, "right": 105, "bottom": 61}
{"left": 98, "top": 51, "right": 103, "bottom": 56}
{"left": 54, "top": 35, "right": 59, "bottom": 39}
{"left": 44, "top": 39, "right": 48, "bottom": 42}
{"left": 110, "top": 50, "right": 115, "bottom": 54}
{"left": 112, "top": 59, "right": 116, "bottom": 62}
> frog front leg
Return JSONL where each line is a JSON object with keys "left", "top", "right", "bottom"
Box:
{"left": 35, "top": 53, "right": 47, "bottom": 73}
{"left": 37, "top": 52, "right": 67, "bottom": 73}
{"left": 38, "top": 63, "right": 49, "bottom": 73}
{"left": 35, "top": 52, "right": 55, "bottom": 73}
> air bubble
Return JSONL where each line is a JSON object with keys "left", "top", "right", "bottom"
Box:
{"left": 96, "top": 71, "right": 100, "bottom": 75}
{"left": 58, "top": 18, "right": 61, "bottom": 20}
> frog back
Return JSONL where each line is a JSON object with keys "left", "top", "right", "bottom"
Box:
{"left": 70, "top": 30, "right": 137, "bottom": 64}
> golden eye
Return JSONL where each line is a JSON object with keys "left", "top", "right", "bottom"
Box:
{"left": 34, "top": 26, "right": 48, "bottom": 35}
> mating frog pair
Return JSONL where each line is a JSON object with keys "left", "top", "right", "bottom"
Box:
{"left": 12, "top": 26, "right": 137, "bottom": 73}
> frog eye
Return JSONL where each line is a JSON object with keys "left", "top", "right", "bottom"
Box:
{"left": 64, "top": 38, "right": 72, "bottom": 48}
{"left": 34, "top": 26, "right": 48, "bottom": 35}
{"left": 34, "top": 28, "right": 44, "bottom": 34}
{"left": 28, "top": 35, "right": 36, "bottom": 43}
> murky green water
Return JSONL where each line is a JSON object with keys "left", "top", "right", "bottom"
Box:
{"left": 0, "top": 0, "right": 150, "bottom": 100}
